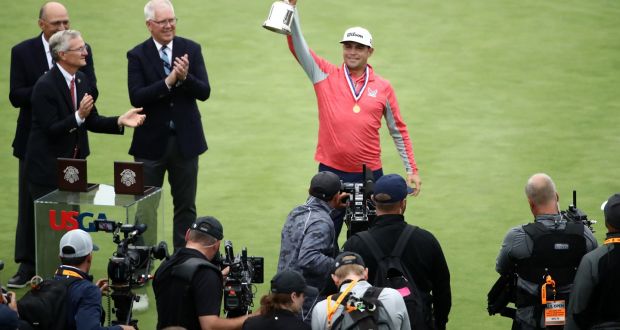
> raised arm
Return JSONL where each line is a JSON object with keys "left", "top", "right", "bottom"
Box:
{"left": 286, "top": 1, "right": 335, "bottom": 84}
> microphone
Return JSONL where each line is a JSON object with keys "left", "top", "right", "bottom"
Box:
{"left": 225, "top": 240, "right": 234, "bottom": 264}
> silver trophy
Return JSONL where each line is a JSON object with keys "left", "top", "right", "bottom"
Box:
{"left": 262, "top": 0, "right": 294, "bottom": 35}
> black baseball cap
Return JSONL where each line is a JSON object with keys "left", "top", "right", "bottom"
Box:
{"left": 270, "top": 270, "right": 319, "bottom": 296}
{"left": 373, "top": 174, "right": 414, "bottom": 203}
{"left": 333, "top": 251, "right": 365, "bottom": 272}
{"left": 309, "top": 171, "right": 342, "bottom": 200}
{"left": 190, "top": 216, "right": 224, "bottom": 240}
{"left": 604, "top": 193, "right": 620, "bottom": 229}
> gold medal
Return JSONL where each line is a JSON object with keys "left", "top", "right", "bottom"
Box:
{"left": 345, "top": 65, "right": 369, "bottom": 114}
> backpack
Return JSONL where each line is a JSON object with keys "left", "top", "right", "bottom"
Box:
{"left": 154, "top": 256, "right": 220, "bottom": 329}
{"left": 329, "top": 286, "right": 394, "bottom": 330}
{"left": 358, "top": 225, "right": 433, "bottom": 330}
{"left": 17, "top": 276, "right": 80, "bottom": 330}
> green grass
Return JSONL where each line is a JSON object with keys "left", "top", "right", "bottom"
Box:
{"left": 1, "top": 0, "right": 619, "bottom": 328}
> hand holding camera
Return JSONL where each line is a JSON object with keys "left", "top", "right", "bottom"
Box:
{"left": 0, "top": 261, "right": 17, "bottom": 313}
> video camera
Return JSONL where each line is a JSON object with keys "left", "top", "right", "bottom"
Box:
{"left": 488, "top": 190, "right": 598, "bottom": 320}
{"left": 561, "top": 190, "right": 597, "bottom": 233}
{"left": 342, "top": 164, "right": 376, "bottom": 237}
{"left": 94, "top": 220, "right": 169, "bottom": 328}
{"left": 221, "top": 240, "right": 264, "bottom": 318}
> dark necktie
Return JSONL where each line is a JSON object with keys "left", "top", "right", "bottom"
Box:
{"left": 161, "top": 45, "right": 171, "bottom": 75}
{"left": 70, "top": 77, "right": 77, "bottom": 111}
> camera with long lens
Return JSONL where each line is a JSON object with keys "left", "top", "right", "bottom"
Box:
{"left": 221, "top": 240, "right": 264, "bottom": 318}
{"left": 561, "top": 190, "right": 597, "bottom": 233}
{"left": 94, "top": 220, "right": 169, "bottom": 328}
{"left": 342, "top": 165, "right": 376, "bottom": 237}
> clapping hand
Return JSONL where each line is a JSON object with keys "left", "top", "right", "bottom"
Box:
{"left": 117, "top": 108, "right": 145, "bottom": 128}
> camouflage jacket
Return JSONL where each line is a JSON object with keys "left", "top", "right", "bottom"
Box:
{"left": 277, "top": 196, "right": 336, "bottom": 290}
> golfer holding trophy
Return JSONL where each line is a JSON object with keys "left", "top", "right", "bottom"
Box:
{"left": 263, "top": 0, "right": 422, "bottom": 243}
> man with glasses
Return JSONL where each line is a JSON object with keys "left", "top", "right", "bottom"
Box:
{"left": 8, "top": 1, "right": 98, "bottom": 288}
{"left": 25, "top": 30, "right": 145, "bottom": 227}
{"left": 127, "top": 0, "right": 210, "bottom": 252}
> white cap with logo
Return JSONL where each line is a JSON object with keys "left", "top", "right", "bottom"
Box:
{"left": 340, "top": 26, "right": 373, "bottom": 48}
{"left": 59, "top": 229, "right": 99, "bottom": 258}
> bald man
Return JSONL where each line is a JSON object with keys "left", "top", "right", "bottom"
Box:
{"left": 495, "top": 173, "right": 597, "bottom": 329}
{"left": 8, "top": 1, "right": 98, "bottom": 288}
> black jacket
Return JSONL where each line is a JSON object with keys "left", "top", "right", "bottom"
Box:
{"left": 126, "top": 36, "right": 210, "bottom": 160}
{"left": 25, "top": 65, "right": 120, "bottom": 187}
{"left": 242, "top": 309, "right": 310, "bottom": 330}
{"left": 9, "top": 34, "right": 97, "bottom": 159}
{"left": 343, "top": 214, "right": 452, "bottom": 330}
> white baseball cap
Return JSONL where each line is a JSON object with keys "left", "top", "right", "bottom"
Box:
{"left": 59, "top": 229, "right": 99, "bottom": 258}
{"left": 340, "top": 27, "right": 373, "bottom": 48}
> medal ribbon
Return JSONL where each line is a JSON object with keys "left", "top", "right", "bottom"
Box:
{"left": 344, "top": 64, "right": 369, "bottom": 103}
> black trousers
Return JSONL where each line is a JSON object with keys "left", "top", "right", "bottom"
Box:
{"left": 136, "top": 135, "right": 199, "bottom": 251}
{"left": 16, "top": 180, "right": 56, "bottom": 274}
{"left": 14, "top": 159, "right": 36, "bottom": 272}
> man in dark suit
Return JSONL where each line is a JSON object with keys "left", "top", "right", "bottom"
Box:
{"left": 7, "top": 1, "right": 98, "bottom": 288}
{"left": 127, "top": 0, "right": 210, "bottom": 250}
{"left": 24, "top": 28, "right": 145, "bottom": 261}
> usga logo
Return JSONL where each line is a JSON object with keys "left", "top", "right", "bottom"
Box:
{"left": 49, "top": 210, "right": 109, "bottom": 232}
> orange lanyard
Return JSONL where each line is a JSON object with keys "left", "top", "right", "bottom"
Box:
{"left": 541, "top": 275, "right": 556, "bottom": 304}
{"left": 327, "top": 279, "right": 358, "bottom": 327}
{"left": 604, "top": 238, "right": 620, "bottom": 245}
{"left": 59, "top": 269, "right": 84, "bottom": 279}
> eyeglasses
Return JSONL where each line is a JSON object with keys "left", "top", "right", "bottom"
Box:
{"left": 66, "top": 46, "right": 88, "bottom": 53}
{"left": 150, "top": 17, "right": 178, "bottom": 27}
{"left": 43, "top": 19, "right": 70, "bottom": 27}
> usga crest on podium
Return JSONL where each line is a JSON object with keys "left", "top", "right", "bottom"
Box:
{"left": 113, "top": 161, "right": 147, "bottom": 195}
{"left": 57, "top": 158, "right": 96, "bottom": 192}
{"left": 35, "top": 159, "right": 163, "bottom": 278}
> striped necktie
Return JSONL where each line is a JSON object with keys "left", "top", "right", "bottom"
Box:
{"left": 161, "top": 45, "right": 171, "bottom": 75}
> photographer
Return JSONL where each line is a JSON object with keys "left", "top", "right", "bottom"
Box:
{"left": 242, "top": 270, "right": 315, "bottom": 330}
{"left": 566, "top": 193, "right": 620, "bottom": 329}
{"left": 153, "top": 216, "right": 249, "bottom": 330}
{"left": 277, "top": 171, "right": 348, "bottom": 319}
{"left": 55, "top": 229, "right": 134, "bottom": 330}
{"left": 495, "top": 173, "right": 597, "bottom": 329}
{"left": 343, "top": 174, "right": 451, "bottom": 330}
